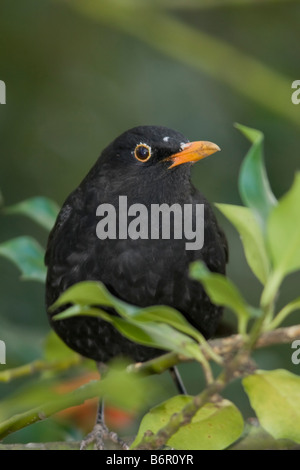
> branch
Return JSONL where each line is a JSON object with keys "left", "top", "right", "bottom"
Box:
{"left": 130, "top": 324, "right": 300, "bottom": 376}
{"left": 0, "top": 325, "right": 298, "bottom": 442}
{"left": 0, "top": 432, "right": 299, "bottom": 450}
{"left": 0, "top": 440, "right": 128, "bottom": 450}
{"left": 131, "top": 324, "right": 300, "bottom": 449}
{"left": 0, "top": 442, "right": 82, "bottom": 450}
{"left": 132, "top": 380, "right": 224, "bottom": 450}
{"left": 0, "top": 379, "right": 103, "bottom": 439}
{"left": 0, "top": 356, "right": 82, "bottom": 383}
{"left": 2, "top": 325, "right": 296, "bottom": 384}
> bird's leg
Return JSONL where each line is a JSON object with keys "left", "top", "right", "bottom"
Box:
{"left": 169, "top": 366, "right": 187, "bottom": 395}
{"left": 80, "top": 399, "right": 129, "bottom": 450}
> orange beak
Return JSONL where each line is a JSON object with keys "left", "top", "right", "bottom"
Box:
{"left": 165, "top": 141, "right": 221, "bottom": 169}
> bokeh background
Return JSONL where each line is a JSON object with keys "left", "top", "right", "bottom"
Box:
{"left": 0, "top": 0, "right": 299, "bottom": 445}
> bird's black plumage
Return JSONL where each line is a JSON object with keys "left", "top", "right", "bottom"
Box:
{"left": 45, "top": 126, "right": 228, "bottom": 363}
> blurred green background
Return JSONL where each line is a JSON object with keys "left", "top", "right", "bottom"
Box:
{"left": 0, "top": 0, "right": 299, "bottom": 444}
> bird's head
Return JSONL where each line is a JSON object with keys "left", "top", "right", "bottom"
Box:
{"left": 85, "top": 126, "right": 220, "bottom": 202}
{"left": 100, "top": 125, "right": 220, "bottom": 174}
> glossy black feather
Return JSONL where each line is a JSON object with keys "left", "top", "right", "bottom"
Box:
{"left": 45, "top": 126, "right": 228, "bottom": 362}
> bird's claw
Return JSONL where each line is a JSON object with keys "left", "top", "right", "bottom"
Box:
{"left": 80, "top": 423, "right": 129, "bottom": 450}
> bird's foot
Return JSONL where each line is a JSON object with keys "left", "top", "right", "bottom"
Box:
{"left": 80, "top": 423, "right": 129, "bottom": 450}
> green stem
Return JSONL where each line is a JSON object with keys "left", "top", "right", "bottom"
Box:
{"left": 133, "top": 319, "right": 268, "bottom": 450}
{"left": 238, "top": 313, "right": 249, "bottom": 336}
{"left": 0, "top": 379, "right": 102, "bottom": 439}
{"left": 199, "top": 355, "right": 214, "bottom": 385}
{"left": 2, "top": 325, "right": 299, "bottom": 441}
{"left": 246, "top": 303, "right": 273, "bottom": 351}
{"left": 0, "top": 356, "right": 82, "bottom": 383}
{"left": 267, "top": 299, "right": 300, "bottom": 331}
{"left": 0, "top": 441, "right": 83, "bottom": 450}
{"left": 260, "top": 270, "right": 282, "bottom": 309}
{"left": 132, "top": 377, "right": 225, "bottom": 450}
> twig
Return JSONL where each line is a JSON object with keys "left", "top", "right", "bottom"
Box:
{"left": 0, "top": 440, "right": 130, "bottom": 450}
{"left": 130, "top": 324, "right": 300, "bottom": 376}
{"left": 0, "top": 356, "right": 82, "bottom": 383}
{"left": 0, "top": 379, "right": 102, "bottom": 439}
{"left": 132, "top": 379, "right": 224, "bottom": 450}
{"left": 131, "top": 324, "right": 300, "bottom": 450}
{"left": 0, "top": 441, "right": 82, "bottom": 450}
{"left": 0, "top": 325, "right": 298, "bottom": 442}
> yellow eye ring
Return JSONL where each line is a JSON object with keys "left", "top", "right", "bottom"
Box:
{"left": 134, "top": 143, "right": 151, "bottom": 162}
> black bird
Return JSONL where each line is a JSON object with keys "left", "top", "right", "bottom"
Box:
{"left": 45, "top": 125, "right": 228, "bottom": 448}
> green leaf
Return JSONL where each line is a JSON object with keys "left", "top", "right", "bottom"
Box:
{"left": 190, "top": 261, "right": 251, "bottom": 333}
{"left": 53, "top": 281, "right": 205, "bottom": 343}
{"left": 267, "top": 172, "right": 300, "bottom": 277}
{"left": 236, "top": 123, "right": 277, "bottom": 229}
{"left": 54, "top": 300, "right": 203, "bottom": 361}
{"left": 103, "top": 314, "right": 203, "bottom": 362}
{"left": 50, "top": 280, "right": 138, "bottom": 316}
{"left": 52, "top": 280, "right": 210, "bottom": 360}
{"left": 216, "top": 203, "right": 270, "bottom": 284}
{"left": 0, "top": 236, "right": 46, "bottom": 282}
{"left": 132, "top": 306, "right": 221, "bottom": 363}
{"left": 107, "top": 316, "right": 163, "bottom": 350}
{"left": 56, "top": 305, "right": 164, "bottom": 351}
{"left": 235, "top": 123, "right": 264, "bottom": 144}
{"left": 53, "top": 304, "right": 109, "bottom": 320}
{"left": 55, "top": 303, "right": 203, "bottom": 361}
{"left": 4, "top": 196, "right": 59, "bottom": 231}
{"left": 229, "top": 423, "right": 297, "bottom": 450}
{"left": 50, "top": 282, "right": 114, "bottom": 311}
{"left": 243, "top": 369, "right": 300, "bottom": 443}
{"left": 262, "top": 173, "right": 300, "bottom": 307}
{"left": 128, "top": 305, "right": 205, "bottom": 344}
{"left": 131, "top": 395, "right": 244, "bottom": 450}
{"left": 122, "top": 321, "right": 203, "bottom": 361}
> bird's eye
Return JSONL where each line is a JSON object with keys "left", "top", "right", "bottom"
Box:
{"left": 134, "top": 143, "right": 151, "bottom": 162}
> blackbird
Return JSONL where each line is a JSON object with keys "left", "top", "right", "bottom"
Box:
{"left": 45, "top": 125, "right": 228, "bottom": 447}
